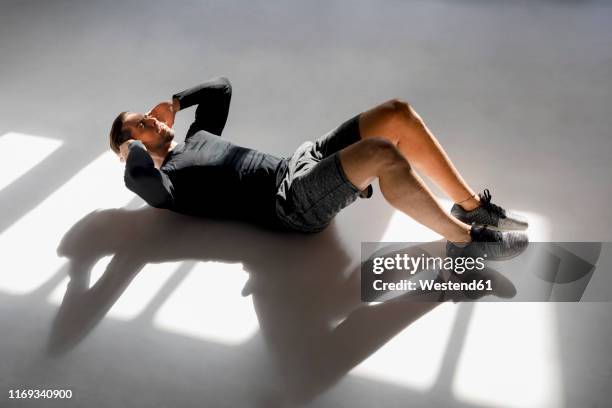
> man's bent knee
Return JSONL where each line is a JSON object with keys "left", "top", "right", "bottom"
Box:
{"left": 387, "top": 98, "right": 422, "bottom": 124}
{"left": 370, "top": 98, "right": 422, "bottom": 127}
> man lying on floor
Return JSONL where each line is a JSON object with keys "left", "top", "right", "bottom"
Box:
{"left": 109, "top": 77, "right": 528, "bottom": 258}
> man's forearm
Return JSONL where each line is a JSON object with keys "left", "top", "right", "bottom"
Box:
{"left": 172, "top": 76, "right": 232, "bottom": 112}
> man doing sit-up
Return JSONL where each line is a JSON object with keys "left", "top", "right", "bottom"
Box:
{"left": 109, "top": 77, "right": 528, "bottom": 258}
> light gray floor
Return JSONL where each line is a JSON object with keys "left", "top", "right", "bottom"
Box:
{"left": 1, "top": 1, "right": 611, "bottom": 407}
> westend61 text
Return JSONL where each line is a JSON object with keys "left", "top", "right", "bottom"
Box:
{"left": 373, "top": 278, "right": 493, "bottom": 292}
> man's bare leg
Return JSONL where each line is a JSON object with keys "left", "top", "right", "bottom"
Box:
{"left": 357, "top": 99, "right": 481, "bottom": 211}
{"left": 338, "top": 137, "right": 471, "bottom": 243}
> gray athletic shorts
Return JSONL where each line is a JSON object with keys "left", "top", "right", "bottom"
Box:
{"left": 274, "top": 113, "right": 373, "bottom": 233}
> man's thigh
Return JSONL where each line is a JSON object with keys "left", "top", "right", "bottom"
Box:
{"left": 314, "top": 99, "right": 408, "bottom": 158}
{"left": 312, "top": 113, "right": 362, "bottom": 158}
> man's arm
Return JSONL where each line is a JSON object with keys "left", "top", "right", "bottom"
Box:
{"left": 123, "top": 140, "right": 175, "bottom": 208}
{"left": 173, "top": 76, "right": 232, "bottom": 137}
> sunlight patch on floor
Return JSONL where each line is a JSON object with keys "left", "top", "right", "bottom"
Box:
{"left": 350, "top": 302, "right": 459, "bottom": 390}
{"left": 0, "top": 151, "right": 134, "bottom": 294}
{"left": 0, "top": 132, "right": 63, "bottom": 192}
{"left": 452, "top": 303, "right": 563, "bottom": 408}
{"left": 153, "top": 261, "right": 259, "bottom": 345}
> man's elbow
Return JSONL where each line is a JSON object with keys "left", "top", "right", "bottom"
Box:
{"left": 219, "top": 76, "right": 232, "bottom": 95}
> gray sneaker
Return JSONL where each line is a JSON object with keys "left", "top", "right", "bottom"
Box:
{"left": 446, "top": 223, "right": 529, "bottom": 261}
{"left": 451, "top": 189, "right": 528, "bottom": 231}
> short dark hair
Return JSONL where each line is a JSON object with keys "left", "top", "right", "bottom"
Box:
{"left": 109, "top": 111, "right": 132, "bottom": 154}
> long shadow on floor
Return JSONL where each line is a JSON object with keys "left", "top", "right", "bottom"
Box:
{"left": 47, "top": 206, "right": 482, "bottom": 405}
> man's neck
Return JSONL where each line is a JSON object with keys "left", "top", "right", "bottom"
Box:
{"left": 151, "top": 141, "right": 178, "bottom": 169}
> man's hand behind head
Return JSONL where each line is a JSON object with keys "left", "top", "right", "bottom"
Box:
{"left": 119, "top": 139, "right": 140, "bottom": 163}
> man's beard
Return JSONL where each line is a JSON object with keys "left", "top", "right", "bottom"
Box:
{"left": 159, "top": 126, "right": 175, "bottom": 143}
{"left": 162, "top": 128, "right": 174, "bottom": 142}
{"left": 154, "top": 128, "right": 175, "bottom": 150}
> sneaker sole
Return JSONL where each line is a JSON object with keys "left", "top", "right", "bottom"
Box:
{"left": 453, "top": 220, "right": 528, "bottom": 232}
{"left": 481, "top": 223, "right": 528, "bottom": 232}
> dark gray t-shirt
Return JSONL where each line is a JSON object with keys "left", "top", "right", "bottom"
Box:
{"left": 124, "top": 77, "right": 288, "bottom": 227}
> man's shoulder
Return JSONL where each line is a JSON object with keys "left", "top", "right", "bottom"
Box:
{"left": 184, "top": 130, "right": 233, "bottom": 146}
